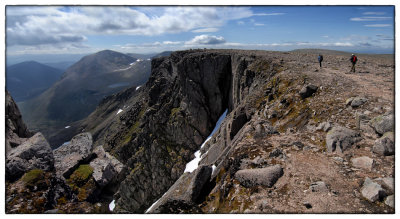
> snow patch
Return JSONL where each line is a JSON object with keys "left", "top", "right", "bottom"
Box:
{"left": 65, "top": 126, "right": 70, "bottom": 129}
{"left": 211, "top": 164, "right": 217, "bottom": 175}
{"left": 136, "top": 59, "right": 142, "bottom": 62}
{"left": 129, "top": 62, "right": 135, "bottom": 66}
{"left": 184, "top": 109, "right": 228, "bottom": 173}
{"left": 109, "top": 200, "right": 115, "bottom": 211}
{"left": 116, "top": 109, "right": 123, "bottom": 115}
{"left": 147, "top": 58, "right": 151, "bottom": 61}
{"left": 136, "top": 86, "right": 142, "bottom": 90}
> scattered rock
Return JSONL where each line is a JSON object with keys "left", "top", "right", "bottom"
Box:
{"left": 372, "top": 132, "right": 394, "bottom": 156}
{"left": 309, "top": 181, "right": 328, "bottom": 192}
{"left": 269, "top": 148, "right": 283, "bottom": 158}
{"left": 385, "top": 195, "right": 394, "bottom": 208}
{"left": 369, "top": 113, "right": 394, "bottom": 135}
{"left": 292, "top": 141, "right": 304, "bottom": 150}
{"left": 299, "top": 84, "right": 318, "bottom": 99}
{"left": 6, "top": 132, "right": 54, "bottom": 181}
{"left": 361, "top": 178, "right": 386, "bottom": 202}
{"left": 235, "top": 165, "right": 283, "bottom": 188}
{"left": 351, "top": 156, "right": 375, "bottom": 171}
{"left": 326, "top": 126, "right": 362, "bottom": 153}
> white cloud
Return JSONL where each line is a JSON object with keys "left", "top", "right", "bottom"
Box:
{"left": 350, "top": 16, "right": 392, "bottom": 21}
{"left": 185, "top": 35, "right": 226, "bottom": 45}
{"left": 254, "top": 23, "right": 265, "bottom": 26}
{"left": 322, "top": 35, "right": 329, "bottom": 38}
{"left": 363, "top": 12, "right": 385, "bottom": 15}
{"left": 192, "top": 28, "right": 219, "bottom": 33}
{"left": 364, "top": 24, "right": 392, "bottom": 27}
{"left": 237, "top": 21, "right": 245, "bottom": 25}
{"left": 6, "top": 6, "right": 253, "bottom": 48}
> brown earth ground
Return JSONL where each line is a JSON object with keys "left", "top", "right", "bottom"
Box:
{"left": 201, "top": 51, "right": 394, "bottom": 213}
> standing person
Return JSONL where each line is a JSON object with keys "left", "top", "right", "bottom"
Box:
{"left": 350, "top": 54, "right": 357, "bottom": 73}
{"left": 318, "top": 54, "right": 323, "bottom": 68}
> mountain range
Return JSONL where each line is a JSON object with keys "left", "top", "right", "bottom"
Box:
{"left": 18, "top": 50, "right": 152, "bottom": 148}
{"left": 6, "top": 61, "right": 64, "bottom": 102}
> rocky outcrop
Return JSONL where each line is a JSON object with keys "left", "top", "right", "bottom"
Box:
{"left": 147, "top": 165, "right": 212, "bottom": 213}
{"left": 326, "top": 126, "right": 362, "bottom": 153}
{"left": 5, "top": 90, "right": 32, "bottom": 153}
{"left": 6, "top": 132, "right": 54, "bottom": 181}
{"left": 351, "top": 156, "right": 375, "bottom": 171}
{"left": 90, "top": 146, "right": 124, "bottom": 188}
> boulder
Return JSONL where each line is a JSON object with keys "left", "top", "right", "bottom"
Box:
{"left": 361, "top": 178, "right": 386, "bottom": 202}
{"left": 351, "top": 156, "right": 375, "bottom": 171}
{"left": 234, "top": 165, "right": 283, "bottom": 188}
{"left": 385, "top": 195, "right": 394, "bottom": 208}
{"left": 53, "top": 132, "right": 94, "bottom": 178}
{"left": 6, "top": 132, "right": 54, "bottom": 181}
{"left": 147, "top": 165, "right": 212, "bottom": 213}
{"left": 309, "top": 181, "right": 328, "bottom": 192}
{"left": 374, "top": 177, "right": 394, "bottom": 194}
{"left": 90, "top": 146, "right": 124, "bottom": 188}
{"left": 348, "top": 96, "right": 368, "bottom": 107}
{"left": 316, "top": 121, "right": 331, "bottom": 132}
{"left": 299, "top": 84, "right": 318, "bottom": 99}
{"left": 369, "top": 113, "right": 394, "bottom": 135}
{"left": 326, "top": 126, "right": 362, "bottom": 153}
{"left": 372, "top": 132, "right": 394, "bottom": 156}
{"left": 269, "top": 148, "right": 283, "bottom": 158}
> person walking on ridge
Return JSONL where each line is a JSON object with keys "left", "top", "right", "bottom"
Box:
{"left": 318, "top": 54, "right": 323, "bottom": 68}
{"left": 350, "top": 54, "right": 357, "bottom": 73}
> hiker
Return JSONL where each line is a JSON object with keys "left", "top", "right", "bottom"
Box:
{"left": 318, "top": 54, "right": 323, "bottom": 68}
{"left": 350, "top": 54, "right": 357, "bottom": 73}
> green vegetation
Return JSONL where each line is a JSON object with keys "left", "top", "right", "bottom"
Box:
{"left": 21, "top": 169, "right": 45, "bottom": 187}
{"left": 67, "top": 164, "right": 93, "bottom": 187}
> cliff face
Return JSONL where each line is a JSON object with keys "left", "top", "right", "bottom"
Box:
{"left": 81, "top": 50, "right": 283, "bottom": 212}
{"left": 5, "top": 90, "right": 33, "bottom": 153}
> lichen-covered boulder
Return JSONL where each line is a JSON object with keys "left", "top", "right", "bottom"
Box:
{"left": 369, "top": 113, "right": 394, "bottom": 135}
{"left": 326, "top": 126, "right": 361, "bottom": 153}
{"left": 6, "top": 132, "right": 54, "bottom": 181}
{"left": 299, "top": 84, "right": 318, "bottom": 99}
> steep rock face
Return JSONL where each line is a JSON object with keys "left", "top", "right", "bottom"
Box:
{"left": 5, "top": 90, "right": 32, "bottom": 153}
{"left": 83, "top": 50, "right": 280, "bottom": 213}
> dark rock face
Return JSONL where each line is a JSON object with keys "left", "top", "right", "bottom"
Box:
{"left": 326, "top": 126, "right": 362, "bottom": 153}
{"left": 5, "top": 90, "right": 32, "bottom": 153}
{"left": 6, "top": 132, "right": 54, "bottom": 181}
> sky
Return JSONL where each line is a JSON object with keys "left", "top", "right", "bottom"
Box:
{"left": 5, "top": 5, "right": 395, "bottom": 62}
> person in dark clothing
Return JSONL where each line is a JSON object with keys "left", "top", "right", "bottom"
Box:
{"left": 318, "top": 54, "right": 323, "bottom": 68}
{"left": 350, "top": 54, "right": 357, "bottom": 73}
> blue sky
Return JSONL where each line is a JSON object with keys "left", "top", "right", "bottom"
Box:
{"left": 6, "top": 5, "right": 394, "bottom": 59}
